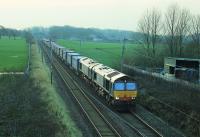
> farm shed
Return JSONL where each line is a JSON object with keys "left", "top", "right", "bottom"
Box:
{"left": 164, "top": 57, "right": 200, "bottom": 82}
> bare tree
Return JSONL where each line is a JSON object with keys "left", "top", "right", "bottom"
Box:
{"left": 138, "top": 10, "right": 151, "bottom": 56}
{"left": 176, "top": 9, "right": 191, "bottom": 56}
{"left": 150, "top": 9, "right": 161, "bottom": 56}
{"left": 164, "top": 4, "right": 180, "bottom": 56}
{"left": 138, "top": 9, "right": 161, "bottom": 57}
{"left": 190, "top": 15, "right": 200, "bottom": 56}
{"left": 24, "top": 31, "right": 34, "bottom": 45}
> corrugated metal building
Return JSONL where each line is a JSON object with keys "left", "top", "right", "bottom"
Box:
{"left": 164, "top": 57, "right": 200, "bottom": 82}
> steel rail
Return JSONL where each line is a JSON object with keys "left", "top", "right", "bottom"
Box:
{"left": 130, "top": 110, "right": 163, "bottom": 137}
{"left": 42, "top": 45, "right": 121, "bottom": 137}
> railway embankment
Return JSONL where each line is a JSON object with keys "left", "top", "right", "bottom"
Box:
{"left": 124, "top": 64, "right": 200, "bottom": 137}
{"left": 0, "top": 44, "right": 81, "bottom": 137}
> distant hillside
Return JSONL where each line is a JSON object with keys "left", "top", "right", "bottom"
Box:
{"left": 31, "top": 25, "right": 142, "bottom": 43}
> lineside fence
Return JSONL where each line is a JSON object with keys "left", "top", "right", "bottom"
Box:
{"left": 24, "top": 43, "right": 31, "bottom": 76}
{"left": 123, "top": 64, "right": 200, "bottom": 91}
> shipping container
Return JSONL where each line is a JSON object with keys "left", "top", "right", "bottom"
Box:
{"left": 67, "top": 52, "right": 79, "bottom": 66}
{"left": 72, "top": 56, "right": 86, "bottom": 71}
{"left": 64, "top": 50, "right": 75, "bottom": 64}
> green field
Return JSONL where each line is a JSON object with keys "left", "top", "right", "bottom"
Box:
{"left": 0, "top": 37, "right": 27, "bottom": 72}
{"left": 58, "top": 40, "right": 140, "bottom": 68}
{"left": 58, "top": 40, "right": 167, "bottom": 68}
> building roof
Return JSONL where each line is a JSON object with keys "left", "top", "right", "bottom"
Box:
{"left": 166, "top": 57, "right": 200, "bottom": 62}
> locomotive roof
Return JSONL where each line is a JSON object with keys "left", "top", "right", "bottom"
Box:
{"left": 110, "top": 73, "right": 127, "bottom": 83}
{"left": 80, "top": 57, "right": 100, "bottom": 68}
{"left": 93, "top": 65, "right": 114, "bottom": 75}
{"left": 92, "top": 64, "right": 127, "bottom": 82}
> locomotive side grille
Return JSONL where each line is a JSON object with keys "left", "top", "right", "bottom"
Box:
{"left": 107, "top": 71, "right": 120, "bottom": 78}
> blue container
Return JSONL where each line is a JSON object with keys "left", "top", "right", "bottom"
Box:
{"left": 67, "top": 53, "right": 80, "bottom": 66}
{"left": 72, "top": 56, "right": 85, "bottom": 71}
{"left": 64, "top": 50, "right": 75, "bottom": 64}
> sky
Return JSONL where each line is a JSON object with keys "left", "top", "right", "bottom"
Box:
{"left": 0, "top": 0, "right": 200, "bottom": 31}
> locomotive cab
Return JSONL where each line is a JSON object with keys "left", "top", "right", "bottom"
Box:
{"left": 112, "top": 76, "right": 137, "bottom": 105}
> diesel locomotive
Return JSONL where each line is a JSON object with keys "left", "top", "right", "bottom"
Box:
{"left": 42, "top": 39, "right": 138, "bottom": 108}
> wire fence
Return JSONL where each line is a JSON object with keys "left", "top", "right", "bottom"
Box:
{"left": 24, "top": 43, "right": 31, "bottom": 77}
{"left": 123, "top": 64, "right": 200, "bottom": 89}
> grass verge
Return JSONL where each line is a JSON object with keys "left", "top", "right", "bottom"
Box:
{"left": 0, "top": 44, "right": 82, "bottom": 137}
{"left": 30, "top": 44, "right": 82, "bottom": 137}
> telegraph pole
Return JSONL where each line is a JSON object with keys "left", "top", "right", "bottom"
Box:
{"left": 41, "top": 43, "right": 44, "bottom": 63}
{"left": 121, "top": 38, "right": 127, "bottom": 72}
{"left": 50, "top": 39, "right": 53, "bottom": 85}
{"left": 27, "top": 42, "right": 31, "bottom": 75}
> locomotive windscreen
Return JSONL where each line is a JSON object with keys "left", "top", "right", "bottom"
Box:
{"left": 126, "top": 83, "right": 137, "bottom": 90}
{"left": 113, "top": 83, "right": 125, "bottom": 90}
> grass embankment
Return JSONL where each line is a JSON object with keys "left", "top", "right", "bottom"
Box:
{"left": 0, "top": 44, "right": 82, "bottom": 137}
{"left": 0, "top": 37, "right": 27, "bottom": 72}
{"left": 127, "top": 71, "right": 200, "bottom": 137}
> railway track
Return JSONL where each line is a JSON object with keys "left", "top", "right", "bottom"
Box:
{"left": 134, "top": 105, "right": 186, "bottom": 137}
{"left": 86, "top": 89, "right": 163, "bottom": 137}
{"left": 42, "top": 45, "right": 122, "bottom": 137}
{"left": 41, "top": 43, "right": 171, "bottom": 137}
{"left": 129, "top": 111, "right": 163, "bottom": 137}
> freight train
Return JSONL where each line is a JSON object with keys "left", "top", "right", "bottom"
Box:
{"left": 42, "top": 39, "right": 138, "bottom": 108}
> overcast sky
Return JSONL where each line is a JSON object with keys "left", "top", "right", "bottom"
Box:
{"left": 0, "top": 0, "right": 200, "bottom": 31}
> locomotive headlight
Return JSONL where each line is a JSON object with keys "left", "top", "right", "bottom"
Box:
{"left": 115, "top": 97, "right": 119, "bottom": 100}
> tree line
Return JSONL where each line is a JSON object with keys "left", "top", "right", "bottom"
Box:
{"left": 0, "top": 25, "right": 21, "bottom": 39}
{"left": 0, "top": 25, "right": 34, "bottom": 45}
{"left": 138, "top": 4, "right": 200, "bottom": 58}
